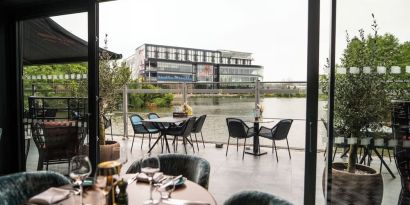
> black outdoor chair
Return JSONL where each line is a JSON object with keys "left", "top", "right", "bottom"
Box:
{"left": 226, "top": 118, "right": 255, "bottom": 159}
{"left": 165, "top": 117, "right": 197, "bottom": 154}
{"left": 191, "top": 115, "right": 207, "bottom": 151}
{"left": 259, "top": 119, "right": 293, "bottom": 162}
{"left": 129, "top": 114, "right": 159, "bottom": 152}
{"left": 223, "top": 190, "right": 293, "bottom": 205}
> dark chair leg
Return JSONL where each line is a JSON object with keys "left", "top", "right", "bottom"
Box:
{"left": 380, "top": 148, "right": 384, "bottom": 173}
{"left": 37, "top": 153, "right": 44, "bottom": 170}
{"left": 131, "top": 134, "right": 136, "bottom": 152}
{"left": 183, "top": 136, "right": 188, "bottom": 154}
{"left": 200, "top": 131, "right": 205, "bottom": 148}
{"left": 286, "top": 138, "right": 291, "bottom": 159}
{"left": 387, "top": 148, "right": 392, "bottom": 162}
{"left": 194, "top": 133, "right": 200, "bottom": 151}
{"left": 273, "top": 140, "right": 278, "bottom": 162}
{"left": 148, "top": 133, "right": 152, "bottom": 148}
{"left": 332, "top": 147, "right": 338, "bottom": 162}
{"left": 188, "top": 135, "right": 195, "bottom": 153}
{"left": 140, "top": 134, "right": 145, "bottom": 149}
{"left": 272, "top": 140, "right": 274, "bottom": 153}
{"left": 242, "top": 138, "right": 247, "bottom": 160}
{"left": 226, "top": 136, "right": 230, "bottom": 156}
{"left": 237, "top": 138, "right": 239, "bottom": 152}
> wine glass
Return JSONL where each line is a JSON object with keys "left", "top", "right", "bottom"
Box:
{"left": 69, "top": 155, "right": 92, "bottom": 205}
{"left": 140, "top": 154, "right": 160, "bottom": 204}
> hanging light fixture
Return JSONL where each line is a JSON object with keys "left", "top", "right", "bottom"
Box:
{"left": 406, "top": 66, "right": 410, "bottom": 73}
{"left": 336, "top": 67, "right": 346, "bottom": 74}
{"left": 349, "top": 67, "right": 360, "bottom": 74}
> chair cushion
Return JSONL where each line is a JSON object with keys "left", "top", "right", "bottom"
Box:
{"left": 0, "top": 171, "right": 70, "bottom": 205}
{"left": 126, "top": 154, "right": 210, "bottom": 189}
{"left": 223, "top": 191, "right": 293, "bottom": 205}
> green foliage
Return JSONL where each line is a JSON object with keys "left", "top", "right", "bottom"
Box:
{"left": 128, "top": 83, "right": 174, "bottom": 108}
{"left": 333, "top": 15, "right": 409, "bottom": 172}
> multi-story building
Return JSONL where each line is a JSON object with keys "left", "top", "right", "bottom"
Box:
{"left": 125, "top": 44, "right": 263, "bottom": 83}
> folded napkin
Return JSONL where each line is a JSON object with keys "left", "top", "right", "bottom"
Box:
{"left": 136, "top": 172, "right": 164, "bottom": 183}
{"left": 28, "top": 187, "right": 70, "bottom": 205}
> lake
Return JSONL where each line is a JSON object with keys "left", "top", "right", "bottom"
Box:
{"left": 111, "top": 96, "right": 327, "bottom": 150}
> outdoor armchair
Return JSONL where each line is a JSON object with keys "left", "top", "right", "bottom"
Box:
{"left": 31, "top": 121, "right": 82, "bottom": 171}
{"left": 226, "top": 118, "right": 255, "bottom": 159}
{"left": 130, "top": 114, "right": 159, "bottom": 151}
{"left": 165, "top": 117, "right": 197, "bottom": 154}
{"left": 126, "top": 153, "right": 210, "bottom": 189}
{"left": 0, "top": 171, "right": 70, "bottom": 205}
{"left": 223, "top": 191, "right": 293, "bottom": 205}
{"left": 191, "top": 115, "right": 207, "bottom": 150}
{"left": 259, "top": 119, "right": 293, "bottom": 162}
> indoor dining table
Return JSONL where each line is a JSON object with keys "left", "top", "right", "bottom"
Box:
{"left": 55, "top": 174, "right": 217, "bottom": 205}
{"left": 143, "top": 116, "right": 189, "bottom": 154}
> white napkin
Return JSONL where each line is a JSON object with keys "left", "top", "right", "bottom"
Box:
{"left": 28, "top": 187, "right": 70, "bottom": 204}
{"left": 136, "top": 172, "right": 164, "bottom": 183}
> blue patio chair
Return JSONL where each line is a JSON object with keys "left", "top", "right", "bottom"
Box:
{"left": 129, "top": 114, "right": 159, "bottom": 151}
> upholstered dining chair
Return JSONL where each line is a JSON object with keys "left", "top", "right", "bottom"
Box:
{"left": 191, "top": 115, "right": 207, "bottom": 151}
{"left": 129, "top": 114, "right": 159, "bottom": 151}
{"left": 223, "top": 191, "right": 293, "bottom": 205}
{"left": 258, "top": 119, "right": 293, "bottom": 162}
{"left": 126, "top": 153, "right": 210, "bottom": 189}
{"left": 0, "top": 171, "right": 70, "bottom": 205}
{"left": 226, "top": 118, "right": 255, "bottom": 159}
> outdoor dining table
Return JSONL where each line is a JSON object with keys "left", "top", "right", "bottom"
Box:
{"left": 143, "top": 116, "right": 189, "bottom": 154}
{"left": 54, "top": 174, "right": 217, "bottom": 205}
{"left": 243, "top": 118, "right": 275, "bottom": 156}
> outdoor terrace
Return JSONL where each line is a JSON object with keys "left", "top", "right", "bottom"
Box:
{"left": 26, "top": 134, "right": 401, "bottom": 205}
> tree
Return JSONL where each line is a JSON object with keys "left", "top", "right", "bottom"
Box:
{"left": 335, "top": 15, "right": 402, "bottom": 173}
{"left": 98, "top": 41, "right": 131, "bottom": 145}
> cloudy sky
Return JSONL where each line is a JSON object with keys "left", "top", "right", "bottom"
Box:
{"left": 52, "top": 0, "right": 410, "bottom": 81}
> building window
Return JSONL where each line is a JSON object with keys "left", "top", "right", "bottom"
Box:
{"left": 197, "top": 64, "right": 214, "bottom": 82}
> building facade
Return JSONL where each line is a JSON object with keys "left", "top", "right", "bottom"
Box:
{"left": 125, "top": 44, "right": 263, "bottom": 83}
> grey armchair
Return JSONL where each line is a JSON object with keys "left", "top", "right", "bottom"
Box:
{"left": 126, "top": 153, "right": 210, "bottom": 189}
{"left": 223, "top": 191, "right": 293, "bottom": 205}
{"left": 0, "top": 171, "right": 70, "bottom": 205}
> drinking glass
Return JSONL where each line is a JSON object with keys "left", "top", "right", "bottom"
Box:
{"left": 157, "top": 179, "right": 176, "bottom": 200}
{"left": 140, "top": 154, "right": 160, "bottom": 204}
{"left": 69, "top": 155, "right": 92, "bottom": 205}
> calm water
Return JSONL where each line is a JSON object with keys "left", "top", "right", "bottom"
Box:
{"left": 112, "top": 97, "right": 327, "bottom": 150}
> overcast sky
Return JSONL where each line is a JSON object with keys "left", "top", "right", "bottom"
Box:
{"left": 52, "top": 0, "right": 410, "bottom": 81}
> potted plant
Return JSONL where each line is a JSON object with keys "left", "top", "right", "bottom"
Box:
{"left": 98, "top": 34, "right": 131, "bottom": 162}
{"left": 325, "top": 15, "right": 400, "bottom": 205}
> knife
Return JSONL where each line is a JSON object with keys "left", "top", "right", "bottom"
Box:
{"left": 159, "top": 175, "right": 183, "bottom": 190}
{"left": 162, "top": 198, "right": 211, "bottom": 205}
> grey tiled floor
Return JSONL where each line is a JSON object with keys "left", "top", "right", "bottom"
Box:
{"left": 26, "top": 135, "right": 401, "bottom": 205}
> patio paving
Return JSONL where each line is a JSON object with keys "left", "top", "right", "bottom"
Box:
{"left": 26, "top": 134, "right": 401, "bottom": 205}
